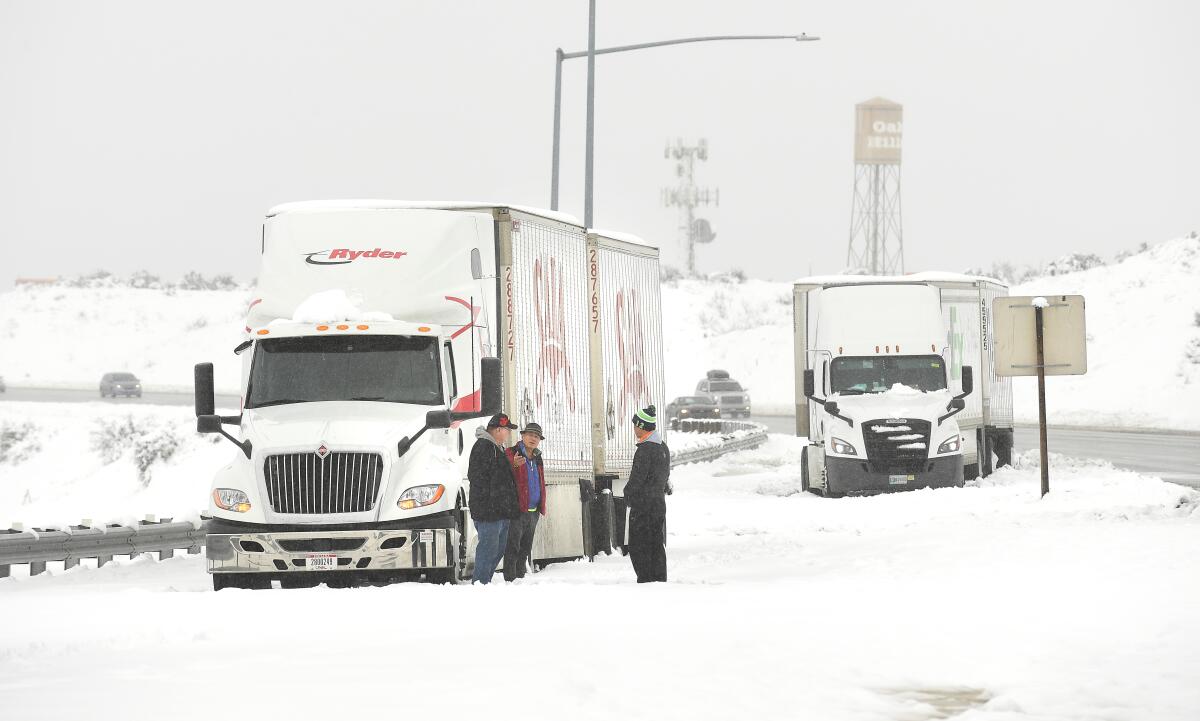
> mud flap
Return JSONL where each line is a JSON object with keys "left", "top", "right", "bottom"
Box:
{"left": 579, "top": 477, "right": 617, "bottom": 560}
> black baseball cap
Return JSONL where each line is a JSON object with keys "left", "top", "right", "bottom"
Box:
{"left": 487, "top": 413, "right": 518, "bottom": 430}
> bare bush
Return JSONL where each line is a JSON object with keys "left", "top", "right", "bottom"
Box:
{"left": 0, "top": 420, "right": 40, "bottom": 464}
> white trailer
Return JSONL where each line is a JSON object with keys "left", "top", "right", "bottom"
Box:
{"left": 194, "top": 201, "right": 663, "bottom": 588}
{"left": 792, "top": 273, "right": 1013, "bottom": 496}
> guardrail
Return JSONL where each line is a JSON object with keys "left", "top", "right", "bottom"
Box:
{"left": 0, "top": 517, "right": 208, "bottom": 579}
{"left": 0, "top": 421, "right": 769, "bottom": 580}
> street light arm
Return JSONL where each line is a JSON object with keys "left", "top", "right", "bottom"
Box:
{"left": 561, "top": 33, "right": 818, "bottom": 60}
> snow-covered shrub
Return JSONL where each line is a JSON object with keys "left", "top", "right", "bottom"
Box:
{"left": 1044, "top": 252, "right": 1104, "bottom": 276}
{"left": 179, "top": 271, "right": 239, "bottom": 291}
{"left": 660, "top": 265, "right": 684, "bottom": 284}
{"left": 90, "top": 416, "right": 183, "bottom": 483}
{"left": 0, "top": 420, "right": 40, "bottom": 464}
{"left": 1185, "top": 338, "right": 1200, "bottom": 366}
{"left": 131, "top": 429, "right": 182, "bottom": 484}
{"left": 128, "top": 270, "right": 163, "bottom": 289}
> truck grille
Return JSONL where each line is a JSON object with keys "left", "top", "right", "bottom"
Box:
{"left": 264, "top": 452, "right": 384, "bottom": 514}
{"left": 862, "top": 419, "right": 932, "bottom": 474}
{"left": 721, "top": 395, "right": 744, "bottom": 404}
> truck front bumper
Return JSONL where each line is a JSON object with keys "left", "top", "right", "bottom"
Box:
{"left": 826, "top": 455, "right": 963, "bottom": 497}
{"left": 206, "top": 523, "right": 457, "bottom": 575}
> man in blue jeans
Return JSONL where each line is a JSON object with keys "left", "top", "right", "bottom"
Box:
{"left": 467, "top": 413, "right": 520, "bottom": 584}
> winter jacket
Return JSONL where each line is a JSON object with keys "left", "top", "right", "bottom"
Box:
{"left": 624, "top": 432, "right": 671, "bottom": 513}
{"left": 468, "top": 427, "right": 521, "bottom": 522}
{"left": 506, "top": 442, "right": 547, "bottom": 515}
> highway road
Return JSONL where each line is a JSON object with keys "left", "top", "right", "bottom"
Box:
{"left": 0, "top": 386, "right": 243, "bottom": 411}
{"left": 2, "top": 388, "right": 1195, "bottom": 489}
{"left": 750, "top": 414, "right": 1199, "bottom": 489}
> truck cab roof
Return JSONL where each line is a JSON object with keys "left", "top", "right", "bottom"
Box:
{"left": 266, "top": 199, "right": 581, "bottom": 227}
{"left": 252, "top": 319, "right": 444, "bottom": 340}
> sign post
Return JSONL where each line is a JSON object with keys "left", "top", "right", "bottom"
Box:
{"left": 993, "top": 295, "right": 1088, "bottom": 497}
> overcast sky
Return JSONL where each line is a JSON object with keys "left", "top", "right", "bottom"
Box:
{"left": 1, "top": 0, "right": 1197, "bottom": 288}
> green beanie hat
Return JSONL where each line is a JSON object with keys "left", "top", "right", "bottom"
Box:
{"left": 632, "top": 405, "right": 657, "bottom": 431}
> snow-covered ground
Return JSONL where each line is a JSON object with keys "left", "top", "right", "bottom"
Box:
{"left": 2, "top": 436, "right": 1198, "bottom": 720}
{"left": 1, "top": 235, "right": 1197, "bottom": 425}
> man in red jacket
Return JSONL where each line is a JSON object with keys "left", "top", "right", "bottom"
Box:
{"left": 503, "top": 422, "right": 546, "bottom": 581}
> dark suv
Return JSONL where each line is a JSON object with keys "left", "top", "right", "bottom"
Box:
{"left": 100, "top": 372, "right": 142, "bottom": 398}
{"left": 695, "top": 370, "right": 751, "bottom": 418}
{"left": 666, "top": 396, "right": 721, "bottom": 422}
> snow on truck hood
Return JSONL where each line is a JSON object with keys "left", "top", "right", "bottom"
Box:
{"left": 830, "top": 384, "right": 955, "bottom": 423}
{"left": 244, "top": 401, "right": 434, "bottom": 450}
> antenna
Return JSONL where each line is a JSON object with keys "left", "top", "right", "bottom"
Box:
{"left": 662, "top": 138, "right": 719, "bottom": 275}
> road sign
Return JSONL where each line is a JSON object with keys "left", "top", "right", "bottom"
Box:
{"left": 992, "top": 294, "right": 1088, "bottom": 497}
{"left": 993, "top": 295, "right": 1087, "bottom": 377}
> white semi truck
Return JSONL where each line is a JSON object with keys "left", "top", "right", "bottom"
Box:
{"left": 193, "top": 201, "right": 663, "bottom": 589}
{"left": 792, "top": 274, "right": 1013, "bottom": 497}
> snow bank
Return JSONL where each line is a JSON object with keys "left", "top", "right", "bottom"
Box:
{"left": 2, "top": 435, "right": 1198, "bottom": 720}
{"left": 0, "top": 402, "right": 224, "bottom": 529}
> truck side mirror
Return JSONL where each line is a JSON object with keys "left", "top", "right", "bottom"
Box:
{"left": 480, "top": 357, "right": 502, "bottom": 415}
{"left": 197, "top": 414, "right": 222, "bottom": 434}
{"left": 194, "top": 363, "right": 215, "bottom": 417}
{"left": 425, "top": 410, "right": 452, "bottom": 429}
{"left": 803, "top": 369, "right": 816, "bottom": 399}
{"left": 959, "top": 366, "right": 974, "bottom": 398}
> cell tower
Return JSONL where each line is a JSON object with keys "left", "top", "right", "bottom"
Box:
{"left": 846, "top": 97, "right": 904, "bottom": 275}
{"left": 662, "top": 138, "right": 718, "bottom": 276}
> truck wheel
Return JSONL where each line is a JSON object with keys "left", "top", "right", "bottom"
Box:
{"left": 428, "top": 507, "right": 467, "bottom": 584}
{"left": 212, "top": 573, "right": 271, "bottom": 591}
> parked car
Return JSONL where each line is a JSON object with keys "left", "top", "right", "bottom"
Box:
{"left": 100, "top": 372, "right": 142, "bottom": 398}
{"left": 695, "top": 369, "right": 752, "bottom": 418}
{"left": 666, "top": 395, "right": 721, "bottom": 424}
{"left": 0, "top": 375, "right": 6, "bottom": 393}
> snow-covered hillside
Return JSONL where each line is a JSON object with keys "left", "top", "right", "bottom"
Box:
{"left": 1011, "top": 236, "right": 1200, "bottom": 430}
{"left": 1, "top": 235, "right": 1197, "bottom": 427}
{"left": 0, "top": 284, "right": 250, "bottom": 393}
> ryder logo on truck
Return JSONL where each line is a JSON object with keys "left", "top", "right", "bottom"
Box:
{"left": 304, "top": 248, "right": 409, "bottom": 266}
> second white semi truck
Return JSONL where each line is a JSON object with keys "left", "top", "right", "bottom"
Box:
{"left": 793, "top": 273, "right": 1013, "bottom": 497}
{"left": 194, "top": 201, "right": 664, "bottom": 589}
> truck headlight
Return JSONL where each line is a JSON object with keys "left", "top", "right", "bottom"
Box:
{"left": 397, "top": 484, "right": 446, "bottom": 510}
{"left": 830, "top": 437, "right": 857, "bottom": 456}
{"left": 213, "top": 488, "right": 251, "bottom": 513}
{"left": 936, "top": 436, "right": 962, "bottom": 454}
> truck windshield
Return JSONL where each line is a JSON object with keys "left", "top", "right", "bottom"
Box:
{"left": 246, "top": 335, "right": 442, "bottom": 408}
{"left": 829, "top": 355, "right": 947, "bottom": 394}
{"left": 709, "top": 381, "right": 743, "bottom": 392}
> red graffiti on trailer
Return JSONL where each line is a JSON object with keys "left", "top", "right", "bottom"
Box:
{"left": 615, "top": 288, "right": 648, "bottom": 417}
{"left": 533, "top": 257, "right": 576, "bottom": 411}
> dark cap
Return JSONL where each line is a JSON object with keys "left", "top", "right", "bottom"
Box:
{"left": 520, "top": 422, "right": 544, "bottom": 439}
{"left": 487, "top": 413, "right": 518, "bottom": 430}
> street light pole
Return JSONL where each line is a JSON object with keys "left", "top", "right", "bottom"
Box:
{"left": 550, "top": 48, "right": 564, "bottom": 213}
{"left": 549, "top": 32, "right": 819, "bottom": 214}
{"left": 584, "top": 0, "right": 597, "bottom": 228}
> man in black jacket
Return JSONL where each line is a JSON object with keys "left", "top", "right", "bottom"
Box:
{"left": 623, "top": 405, "right": 671, "bottom": 583}
{"left": 468, "top": 412, "right": 520, "bottom": 584}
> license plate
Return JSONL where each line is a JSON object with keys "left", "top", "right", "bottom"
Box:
{"left": 306, "top": 554, "right": 337, "bottom": 571}
{"left": 889, "top": 474, "right": 912, "bottom": 485}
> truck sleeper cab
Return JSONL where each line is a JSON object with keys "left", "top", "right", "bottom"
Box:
{"left": 793, "top": 275, "right": 1012, "bottom": 497}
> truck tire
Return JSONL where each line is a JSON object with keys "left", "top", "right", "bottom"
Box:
{"left": 428, "top": 506, "right": 467, "bottom": 584}
{"left": 212, "top": 573, "right": 271, "bottom": 591}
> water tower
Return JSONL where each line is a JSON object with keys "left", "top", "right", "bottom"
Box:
{"left": 846, "top": 98, "right": 904, "bottom": 275}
